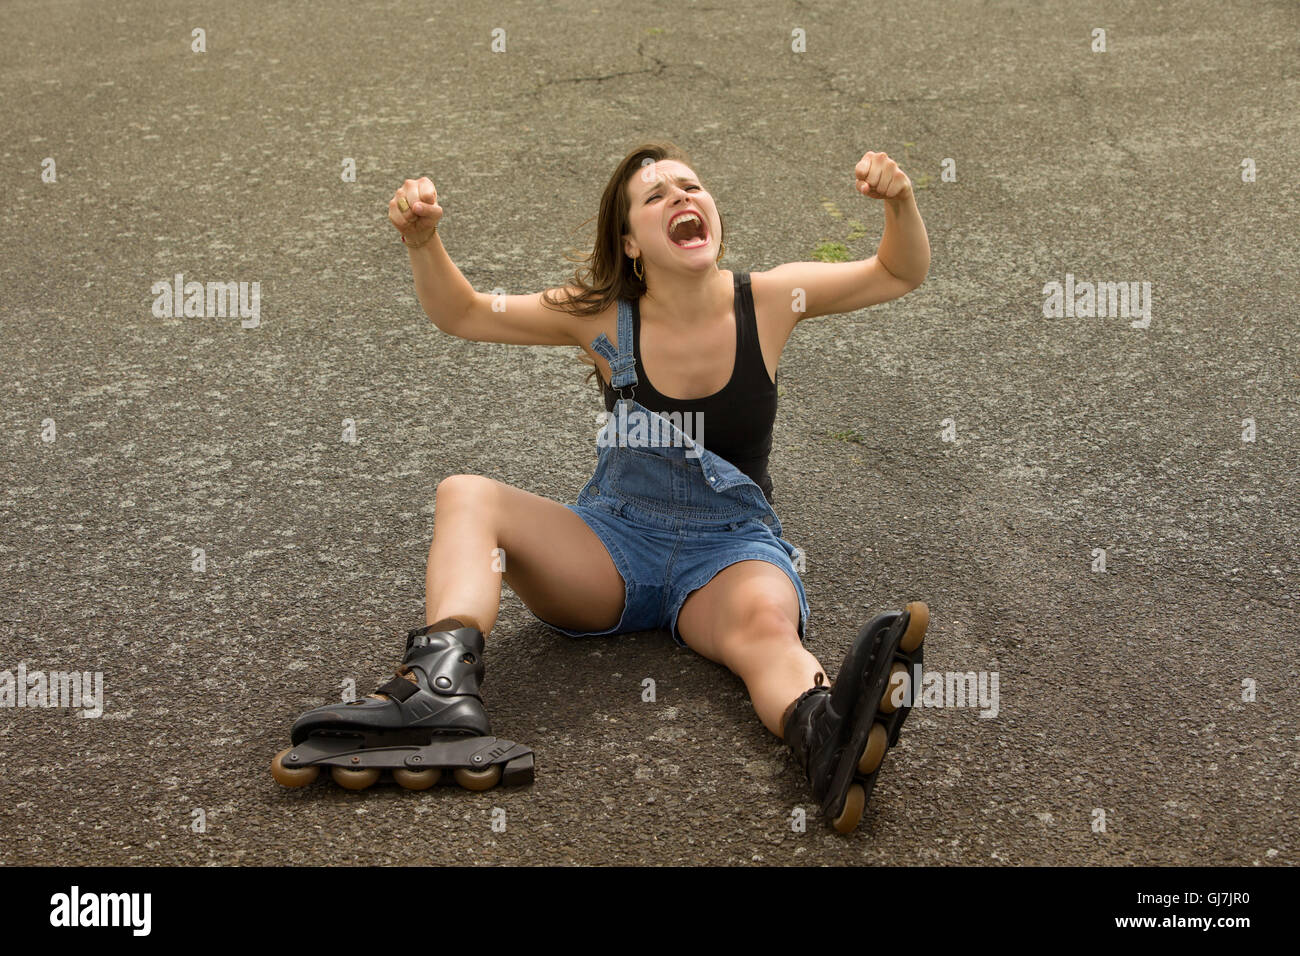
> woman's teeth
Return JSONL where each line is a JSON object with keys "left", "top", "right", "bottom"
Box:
{"left": 668, "top": 212, "right": 708, "bottom": 247}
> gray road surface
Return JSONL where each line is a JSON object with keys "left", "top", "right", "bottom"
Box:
{"left": 1, "top": 0, "right": 1297, "bottom": 865}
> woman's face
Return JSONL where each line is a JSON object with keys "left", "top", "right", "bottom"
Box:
{"left": 623, "top": 159, "right": 720, "bottom": 275}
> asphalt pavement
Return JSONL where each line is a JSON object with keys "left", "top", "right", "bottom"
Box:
{"left": 1, "top": 0, "right": 1296, "bottom": 866}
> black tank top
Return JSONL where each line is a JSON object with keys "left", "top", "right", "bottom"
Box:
{"left": 601, "top": 271, "right": 779, "bottom": 503}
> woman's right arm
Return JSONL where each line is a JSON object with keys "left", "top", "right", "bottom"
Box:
{"left": 391, "top": 177, "right": 581, "bottom": 347}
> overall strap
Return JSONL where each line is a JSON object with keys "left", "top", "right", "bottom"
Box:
{"left": 589, "top": 297, "right": 639, "bottom": 403}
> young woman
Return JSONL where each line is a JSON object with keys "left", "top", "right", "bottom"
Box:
{"left": 272, "top": 142, "right": 931, "bottom": 833}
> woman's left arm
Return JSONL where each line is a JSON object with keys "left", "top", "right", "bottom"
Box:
{"left": 752, "top": 150, "right": 930, "bottom": 324}
{"left": 864, "top": 150, "right": 930, "bottom": 287}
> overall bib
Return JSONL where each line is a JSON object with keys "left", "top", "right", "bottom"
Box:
{"left": 531, "top": 293, "right": 811, "bottom": 648}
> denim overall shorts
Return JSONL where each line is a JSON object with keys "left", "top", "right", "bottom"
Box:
{"left": 531, "top": 295, "right": 811, "bottom": 649}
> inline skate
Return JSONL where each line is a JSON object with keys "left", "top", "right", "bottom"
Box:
{"left": 271, "top": 619, "right": 534, "bottom": 792}
{"left": 782, "top": 601, "right": 927, "bottom": 832}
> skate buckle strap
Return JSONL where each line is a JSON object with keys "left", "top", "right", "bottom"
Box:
{"left": 406, "top": 623, "right": 445, "bottom": 651}
{"left": 406, "top": 622, "right": 484, "bottom": 654}
{"left": 376, "top": 675, "right": 418, "bottom": 702}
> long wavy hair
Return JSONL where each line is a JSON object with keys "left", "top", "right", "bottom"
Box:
{"left": 542, "top": 141, "right": 727, "bottom": 390}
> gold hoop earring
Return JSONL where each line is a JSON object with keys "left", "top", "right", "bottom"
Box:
{"left": 717, "top": 240, "right": 725, "bottom": 261}
{"left": 633, "top": 256, "right": 644, "bottom": 281}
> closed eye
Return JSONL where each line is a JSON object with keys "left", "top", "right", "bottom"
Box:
{"left": 646, "top": 185, "right": 701, "bottom": 203}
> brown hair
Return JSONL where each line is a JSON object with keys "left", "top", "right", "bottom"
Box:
{"left": 542, "top": 141, "right": 727, "bottom": 390}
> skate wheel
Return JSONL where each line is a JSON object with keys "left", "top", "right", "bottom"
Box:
{"left": 900, "top": 602, "right": 929, "bottom": 653}
{"left": 879, "top": 663, "right": 909, "bottom": 714}
{"left": 271, "top": 748, "right": 320, "bottom": 788}
{"left": 453, "top": 764, "right": 502, "bottom": 791}
{"left": 858, "top": 722, "right": 889, "bottom": 775}
{"left": 331, "top": 766, "right": 381, "bottom": 790}
{"left": 832, "top": 783, "right": 866, "bottom": 834}
{"left": 393, "top": 767, "right": 442, "bottom": 790}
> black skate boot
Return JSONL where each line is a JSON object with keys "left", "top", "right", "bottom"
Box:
{"left": 782, "top": 601, "right": 927, "bottom": 833}
{"left": 271, "top": 619, "right": 534, "bottom": 792}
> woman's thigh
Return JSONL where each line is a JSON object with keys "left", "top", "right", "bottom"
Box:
{"left": 460, "top": 476, "right": 627, "bottom": 633}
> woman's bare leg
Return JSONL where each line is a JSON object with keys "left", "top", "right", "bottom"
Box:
{"left": 675, "top": 560, "right": 824, "bottom": 736}
{"left": 425, "top": 474, "right": 626, "bottom": 636}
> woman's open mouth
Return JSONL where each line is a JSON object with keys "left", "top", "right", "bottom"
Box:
{"left": 667, "top": 211, "right": 710, "bottom": 249}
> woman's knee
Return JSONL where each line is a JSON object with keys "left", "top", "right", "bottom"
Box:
{"left": 434, "top": 474, "right": 499, "bottom": 519}
{"left": 714, "top": 592, "right": 802, "bottom": 663}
